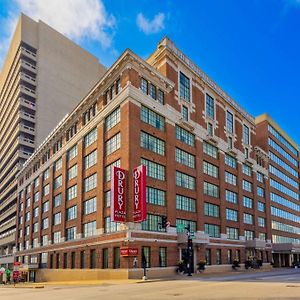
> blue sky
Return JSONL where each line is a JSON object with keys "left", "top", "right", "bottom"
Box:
{"left": 0, "top": 0, "right": 299, "bottom": 146}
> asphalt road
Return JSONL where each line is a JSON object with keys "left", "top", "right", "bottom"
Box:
{"left": 1, "top": 269, "right": 300, "bottom": 300}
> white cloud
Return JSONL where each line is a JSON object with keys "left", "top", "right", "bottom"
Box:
{"left": 16, "top": 0, "right": 116, "bottom": 47}
{"left": 136, "top": 12, "right": 165, "bottom": 35}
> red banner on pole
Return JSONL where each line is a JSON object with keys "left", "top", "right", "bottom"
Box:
{"left": 111, "top": 166, "right": 127, "bottom": 222}
{"left": 133, "top": 165, "right": 147, "bottom": 222}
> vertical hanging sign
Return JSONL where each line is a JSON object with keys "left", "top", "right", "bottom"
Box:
{"left": 111, "top": 166, "right": 126, "bottom": 222}
{"left": 133, "top": 165, "right": 147, "bottom": 222}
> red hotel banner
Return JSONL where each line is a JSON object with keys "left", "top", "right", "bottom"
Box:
{"left": 111, "top": 166, "right": 127, "bottom": 222}
{"left": 133, "top": 165, "right": 147, "bottom": 222}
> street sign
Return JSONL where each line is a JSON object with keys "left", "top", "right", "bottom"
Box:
{"left": 177, "top": 224, "right": 185, "bottom": 231}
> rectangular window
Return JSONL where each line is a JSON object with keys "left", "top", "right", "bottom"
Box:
{"left": 243, "top": 196, "right": 253, "bottom": 208}
{"left": 226, "top": 111, "right": 234, "bottom": 133}
{"left": 67, "top": 185, "right": 77, "bottom": 200}
{"left": 43, "top": 168, "right": 50, "bottom": 181}
{"left": 53, "top": 212, "right": 61, "bottom": 225}
{"left": 142, "top": 246, "right": 151, "bottom": 268}
{"left": 43, "top": 184, "right": 50, "bottom": 196}
{"left": 159, "top": 247, "right": 167, "bottom": 267}
{"left": 84, "top": 127, "right": 97, "bottom": 148}
{"left": 203, "top": 161, "right": 218, "bottom": 178}
{"left": 243, "top": 213, "right": 253, "bottom": 224}
{"left": 140, "top": 131, "right": 165, "bottom": 155}
{"left": 179, "top": 72, "right": 190, "bottom": 101}
{"left": 257, "top": 186, "right": 265, "bottom": 197}
{"left": 67, "top": 164, "right": 78, "bottom": 181}
{"left": 67, "top": 205, "right": 77, "bottom": 220}
{"left": 243, "top": 124, "right": 250, "bottom": 145}
{"left": 84, "top": 150, "right": 97, "bottom": 169}
{"left": 104, "top": 217, "right": 121, "bottom": 233}
{"left": 54, "top": 158, "right": 62, "bottom": 172}
{"left": 113, "top": 247, "right": 120, "bottom": 269}
{"left": 204, "top": 182, "right": 219, "bottom": 198}
{"left": 204, "top": 203, "right": 219, "bottom": 217}
{"left": 175, "top": 148, "right": 195, "bottom": 168}
{"left": 245, "top": 230, "right": 254, "bottom": 240}
{"left": 225, "top": 171, "right": 237, "bottom": 186}
{"left": 225, "top": 190, "right": 238, "bottom": 204}
{"left": 258, "top": 201, "right": 265, "bottom": 212}
{"left": 226, "top": 227, "right": 239, "bottom": 240}
{"left": 226, "top": 209, "right": 238, "bottom": 221}
{"left": 34, "top": 191, "right": 39, "bottom": 203}
{"left": 206, "top": 94, "right": 215, "bottom": 119}
{"left": 175, "top": 125, "right": 195, "bottom": 146}
{"left": 102, "top": 248, "right": 108, "bottom": 269}
{"left": 157, "top": 89, "right": 164, "bottom": 104}
{"left": 141, "top": 158, "right": 165, "bottom": 180}
{"left": 104, "top": 191, "right": 111, "bottom": 207}
{"left": 225, "top": 154, "right": 237, "bottom": 169}
{"left": 105, "top": 107, "right": 120, "bottom": 132}
{"left": 105, "top": 132, "right": 121, "bottom": 155}
{"left": 84, "top": 173, "right": 97, "bottom": 192}
{"left": 54, "top": 175, "right": 62, "bottom": 189}
{"left": 176, "top": 171, "right": 195, "bottom": 190}
{"left": 258, "top": 217, "right": 266, "bottom": 227}
{"left": 204, "top": 223, "right": 220, "bottom": 238}
{"left": 176, "top": 195, "right": 196, "bottom": 212}
{"left": 42, "top": 201, "right": 49, "bottom": 213}
{"left": 53, "top": 231, "right": 61, "bottom": 244}
{"left": 182, "top": 106, "right": 188, "bottom": 121}
{"left": 83, "top": 221, "right": 96, "bottom": 237}
{"left": 90, "top": 249, "right": 96, "bottom": 269}
{"left": 141, "top": 105, "right": 165, "bottom": 131}
{"left": 141, "top": 77, "right": 148, "bottom": 94}
{"left": 149, "top": 84, "right": 156, "bottom": 99}
{"left": 42, "top": 218, "right": 49, "bottom": 230}
{"left": 256, "top": 172, "right": 264, "bottom": 183}
{"left": 243, "top": 180, "right": 252, "bottom": 192}
{"left": 66, "top": 227, "right": 76, "bottom": 241}
{"left": 146, "top": 187, "right": 165, "bottom": 206}
{"left": 243, "top": 164, "right": 252, "bottom": 176}
{"left": 84, "top": 197, "right": 97, "bottom": 215}
{"left": 67, "top": 144, "right": 78, "bottom": 161}
{"left": 203, "top": 142, "right": 218, "bottom": 158}
{"left": 141, "top": 214, "right": 166, "bottom": 232}
{"left": 104, "top": 159, "right": 120, "bottom": 182}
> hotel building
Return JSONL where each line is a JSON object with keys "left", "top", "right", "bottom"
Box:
{"left": 256, "top": 115, "right": 300, "bottom": 266}
{"left": 0, "top": 14, "right": 106, "bottom": 268}
{"left": 15, "top": 37, "right": 273, "bottom": 281}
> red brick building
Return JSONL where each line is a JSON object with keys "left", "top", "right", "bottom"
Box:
{"left": 15, "top": 37, "right": 274, "bottom": 281}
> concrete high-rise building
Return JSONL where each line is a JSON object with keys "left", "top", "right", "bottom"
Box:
{"left": 0, "top": 13, "right": 106, "bottom": 267}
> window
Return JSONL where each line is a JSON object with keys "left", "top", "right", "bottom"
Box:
{"left": 83, "top": 102, "right": 97, "bottom": 125}
{"left": 105, "top": 133, "right": 121, "bottom": 155}
{"left": 175, "top": 125, "right": 195, "bottom": 146}
{"left": 204, "top": 224, "right": 220, "bottom": 238}
{"left": 42, "top": 218, "right": 49, "bottom": 230}
{"left": 203, "top": 161, "right": 218, "bottom": 178}
{"left": 84, "top": 173, "right": 97, "bottom": 192}
{"left": 270, "top": 179, "right": 299, "bottom": 200}
{"left": 43, "top": 168, "right": 49, "bottom": 181}
{"left": 226, "top": 209, "right": 238, "bottom": 221}
{"left": 269, "top": 165, "right": 299, "bottom": 189}
{"left": 149, "top": 84, "right": 156, "bottom": 99}
{"left": 228, "top": 136, "right": 233, "bottom": 149}
{"left": 53, "top": 212, "right": 61, "bottom": 225}
{"left": 225, "top": 190, "right": 237, "bottom": 204}
{"left": 182, "top": 106, "right": 188, "bottom": 121}
{"left": 257, "top": 187, "right": 265, "bottom": 198}
{"left": 42, "top": 236, "right": 48, "bottom": 247}
{"left": 258, "top": 201, "right": 265, "bottom": 212}
{"left": 67, "top": 165, "right": 78, "bottom": 181}
{"left": 179, "top": 72, "right": 190, "bottom": 101}
{"left": 66, "top": 123, "right": 77, "bottom": 141}
{"left": 141, "top": 105, "right": 165, "bottom": 131}
{"left": 159, "top": 247, "right": 167, "bottom": 267}
{"left": 33, "top": 222, "right": 38, "bottom": 233}
{"left": 242, "top": 164, "right": 252, "bottom": 176}
{"left": 141, "top": 214, "right": 166, "bottom": 232}
{"left": 225, "top": 154, "right": 237, "bottom": 169}
{"left": 245, "top": 230, "right": 254, "bottom": 240}
{"left": 104, "top": 217, "right": 121, "bottom": 233}
{"left": 258, "top": 217, "right": 266, "bottom": 227}
{"left": 43, "top": 184, "right": 50, "bottom": 196}
{"left": 207, "top": 123, "right": 213, "bottom": 136}
{"left": 176, "top": 171, "right": 195, "bottom": 190}
{"left": 90, "top": 249, "right": 96, "bottom": 269}
{"left": 176, "top": 219, "right": 196, "bottom": 233}
{"left": 225, "top": 171, "right": 237, "bottom": 186}
{"left": 175, "top": 148, "right": 195, "bottom": 168}
{"left": 84, "top": 197, "right": 97, "bottom": 215}
{"left": 243, "top": 213, "right": 253, "bottom": 224}
{"left": 141, "top": 132, "right": 165, "bottom": 155}
{"left": 26, "top": 198, "right": 31, "bottom": 207}
{"left": 141, "top": 158, "right": 165, "bottom": 181}
{"left": 271, "top": 192, "right": 300, "bottom": 212}
{"left": 176, "top": 195, "right": 196, "bottom": 212}
{"left": 113, "top": 248, "right": 120, "bottom": 269}
{"left": 206, "top": 94, "right": 215, "bottom": 119}
{"left": 54, "top": 175, "right": 62, "bottom": 189}
{"left": 269, "top": 151, "right": 298, "bottom": 177}
{"left": 216, "top": 249, "right": 221, "bottom": 265}
{"left": 67, "top": 144, "right": 78, "bottom": 161}
{"left": 146, "top": 187, "right": 165, "bottom": 206}
{"left": 34, "top": 177, "right": 39, "bottom": 188}
{"left": 142, "top": 246, "right": 151, "bottom": 268}
{"left": 83, "top": 221, "right": 96, "bottom": 237}
{"left": 243, "top": 180, "right": 252, "bottom": 192}
{"left": 141, "top": 77, "right": 148, "bottom": 94}
{"left": 243, "top": 124, "right": 250, "bottom": 145}
{"left": 157, "top": 89, "right": 164, "bottom": 104}
{"left": 105, "top": 107, "right": 120, "bottom": 131}
{"left": 104, "top": 191, "right": 111, "bottom": 207}
{"left": 84, "top": 150, "right": 97, "bottom": 169}
{"left": 53, "top": 232, "right": 61, "bottom": 244}
{"left": 257, "top": 172, "right": 264, "bottom": 183}
{"left": 205, "top": 249, "right": 211, "bottom": 265}
{"left": 66, "top": 227, "right": 76, "bottom": 241}
{"left": 84, "top": 128, "right": 97, "bottom": 148}
{"left": 259, "top": 233, "right": 266, "bottom": 241}
{"left": 243, "top": 196, "right": 253, "bottom": 208}
{"left": 204, "top": 203, "right": 219, "bottom": 217}
{"left": 54, "top": 158, "right": 62, "bottom": 172}
{"left": 102, "top": 248, "right": 109, "bottom": 269}
{"left": 204, "top": 182, "right": 219, "bottom": 198}
{"left": 226, "top": 227, "right": 239, "bottom": 240}
{"left": 104, "top": 160, "right": 120, "bottom": 182}
{"left": 67, "top": 206, "right": 77, "bottom": 220}
{"left": 25, "top": 212, "right": 30, "bottom": 222}
{"left": 203, "top": 142, "right": 218, "bottom": 158}
{"left": 42, "top": 201, "right": 49, "bottom": 213}
{"left": 226, "top": 111, "right": 234, "bottom": 133}
{"left": 34, "top": 192, "right": 39, "bottom": 202}
{"left": 67, "top": 185, "right": 77, "bottom": 200}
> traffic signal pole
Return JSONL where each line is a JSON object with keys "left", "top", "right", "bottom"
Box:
{"left": 185, "top": 225, "right": 193, "bottom": 276}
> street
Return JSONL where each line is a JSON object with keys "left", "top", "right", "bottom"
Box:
{"left": 1, "top": 269, "right": 300, "bottom": 300}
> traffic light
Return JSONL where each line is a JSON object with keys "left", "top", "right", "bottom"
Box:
{"left": 161, "top": 216, "right": 168, "bottom": 228}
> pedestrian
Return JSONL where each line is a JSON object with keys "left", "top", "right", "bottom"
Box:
{"left": 133, "top": 257, "right": 138, "bottom": 268}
